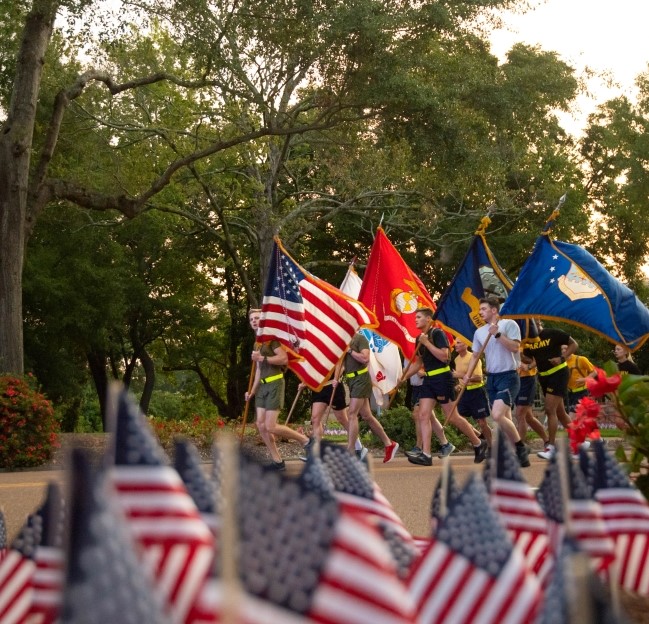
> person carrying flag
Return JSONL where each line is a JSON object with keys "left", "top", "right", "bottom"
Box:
{"left": 245, "top": 309, "right": 311, "bottom": 470}
{"left": 339, "top": 330, "right": 400, "bottom": 463}
{"left": 401, "top": 308, "right": 488, "bottom": 466}
{"left": 521, "top": 319, "right": 578, "bottom": 460}
{"left": 463, "top": 297, "right": 530, "bottom": 467}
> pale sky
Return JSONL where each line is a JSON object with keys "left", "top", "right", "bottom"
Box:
{"left": 489, "top": 0, "right": 649, "bottom": 135}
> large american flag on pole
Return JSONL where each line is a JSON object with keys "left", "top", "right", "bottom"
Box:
{"left": 107, "top": 386, "right": 215, "bottom": 623}
{"left": 485, "top": 434, "right": 553, "bottom": 585}
{"left": 258, "top": 238, "right": 377, "bottom": 390}
{"left": 589, "top": 440, "right": 649, "bottom": 595}
{"left": 408, "top": 473, "right": 542, "bottom": 624}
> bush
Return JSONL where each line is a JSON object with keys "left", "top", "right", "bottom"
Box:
{"left": 148, "top": 412, "right": 227, "bottom": 452}
{"left": 0, "top": 373, "right": 60, "bottom": 469}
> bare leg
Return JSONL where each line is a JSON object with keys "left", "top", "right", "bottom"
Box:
{"left": 257, "top": 408, "right": 282, "bottom": 462}
{"left": 477, "top": 419, "right": 493, "bottom": 446}
{"left": 544, "top": 394, "right": 569, "bottom": 445}
{"left": 265, "top": 411, "right": 309, "bottom": 445}
{"left": 416, "top": 398, "right": 435, "bottom": 454}
{"left": 358, "top": 400, "right": 391, "bottom": 446}
{"left": 490, "top": 399, "right": 521, "bottom": 445}
{"left": 310, "top": 402, "right": 328, "bottom": 440}
{"left": 429, "top": 407, "right": 449, "bottom": 446}
{"left": 443, "top": 403, "right": 481, "bottom": 446}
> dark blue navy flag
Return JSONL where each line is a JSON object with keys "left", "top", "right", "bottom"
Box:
{"left": 500, "top": 234, "right": 649, "bottom": 351}
{"left": 434, "top": 218, "right": 538, "bottom": 343}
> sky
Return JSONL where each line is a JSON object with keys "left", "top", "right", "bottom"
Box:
{"left": 489, "top": 0, "right": 649, "bottom": 135}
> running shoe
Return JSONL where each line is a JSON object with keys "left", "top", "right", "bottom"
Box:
{"left": 438, "top": 442, "right": 456, "bottom": 458}
{"left": 407, "top": 452, "right": 432, "bottom": 466}
{"left": 383, "top": 441, "right": 399, "bottom": 463}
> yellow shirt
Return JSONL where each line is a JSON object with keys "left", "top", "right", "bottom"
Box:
{"left": 454, "top": 351, "right": 483, "bottom": 381}
{"left": 566, "top": 354, "right": 595, "bottom": 390}
{"left": 518, "top": 346, "right": 537, "bottom": 377}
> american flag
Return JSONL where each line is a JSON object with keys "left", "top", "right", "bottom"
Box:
{"left": 258, "top": 239, "right": 377, "bottom": 389}
{"left": 174, "top": 439, "right": 218, "bottom": 537}
{"left": 430, "top": 464, "right": 460, "bottom": 533}
{"left": 107, "top": 387, "right": 215, "bottom": 623}
{"left": 590, "top": 440, "right": 649, "bottom": 595}
{"left": 29, "top": 482, "right": 65, "bottom": 624}
{"left": 317, "top": 442, "right": 420, "bottom": 577}
{"left": 485, "top": 434, "right": 553, "bottom": 584}
{"left": 60, "top": 449, "right": 172, "bottom": 624}
{"left": 211, "top": 448, "right": 416, "bottom": 623}
{"left": 0, "top": 512, "right": 39, "bottom": 623}
{"left": 535, "top": 537, "right": 621, "bottom": 624}
{"left": 408, "top": 473, "right": 541, "bottom": 624}
{"left": 536, "top": 450, "right": 615, "bottom": 575}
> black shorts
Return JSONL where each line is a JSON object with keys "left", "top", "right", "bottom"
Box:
{"left": 516, "top": 376, "right": 537, "bottom": 407}
{"left": 311, "top": 383, "right": 347, "bottom": 411}
{"left": 420, "top": 372, "right": 455, "bottom": 404}
{"left": 566, "top": 388, "right": 588, "bottom": 411}
{"left": 409, "top": 384, "right": 423, "bottom": 409}
{"left": 538, "top": 366, "right": 569, "bottom": 397}
{"left": 458, "top": 386, "right": 490, "bottom": 420}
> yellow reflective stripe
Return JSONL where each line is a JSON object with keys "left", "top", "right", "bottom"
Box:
{"left": 425, "top": 366, "right": 451, "bottom": 377}
{"left": 260, "top": 373, "right": 284, "bottom": 384}
{"left": 538, "top": 362, "right": 568, "bottom": 377}
{"left": 570, "top": 386, "right": 587, "bottom": 393}
{"left": 466, "top": 382, "right": 484, "bottom": 390}
{"left": 345, "top": 367, "right": 368, "bottom": 378}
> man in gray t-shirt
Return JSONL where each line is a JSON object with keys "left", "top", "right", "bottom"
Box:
{"left": 463, "top": 296, "right": 530, "bottom": 467}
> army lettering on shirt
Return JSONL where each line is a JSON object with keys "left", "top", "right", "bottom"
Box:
{"left": 522, "top": 328, "right": 571, "bottom": 373}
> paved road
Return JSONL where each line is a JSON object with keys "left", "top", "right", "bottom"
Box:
{"left": 0, "top": 452, "right": 550, "bottom": 542}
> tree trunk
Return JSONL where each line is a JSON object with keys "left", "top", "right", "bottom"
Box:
{"left": 139, "top": 348, "right": 155, "bottom": 415}
{"left": 0, "top": 0, "right": 58, "bottom": 374}
{"left": 87, "top": 349, "right": 109, "bottom": 431}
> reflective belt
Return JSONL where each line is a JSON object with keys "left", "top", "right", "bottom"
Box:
{"left": 260, "top": 373, "right": 284, "bottom": 384}
{"left": 425, "top": 366, "right": 451, "bottom": 377}
{"left": 345, "top": 367, "right": 368, "bottom": 378}
{"left": 570, "top": 385, "right": 587, "bottom": 393}
{"left": 466, "top": 382, "right": 485, "bottom": 390}
{"left": 538, "top": 361, "right": 568, "bottom": 377}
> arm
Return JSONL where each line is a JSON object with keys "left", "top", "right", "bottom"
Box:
{"left": 245, "top": 364, "right": 261, "bottom": 402}
{"left": 349, "top": 347, "right": 370, "bottom": 366}
{"left": 549, "top": 337, "right": 577, "bottom": 366}
{"left": 400, "top": 356, "right": 423, "bottom": 385}
{"left": 251, "top": 344, "right": 288, "bottom": 366}
{"left": 491, "top": 323, "right": 520, "bottom": 353}
{"left": 418, "top": 331, "right": 449, "bottom": 362}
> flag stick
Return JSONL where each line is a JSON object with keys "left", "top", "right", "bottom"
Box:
{"left": 239, "top": 359, "right": 256, "bottom": 440}
{"left": 443, "top": 332, "right": 493, "bottom": 427}
{"left": 284, "top": 384, "right": 304, "bottom": 425}
{"left": 218, "top": 432, "right": 243, "bottom": 624}
{"left": 321, "top": 381, "right": 339, "bottom": 435}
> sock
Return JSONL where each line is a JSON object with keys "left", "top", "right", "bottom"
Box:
{"left": 354, "top": 439, "right": 363, "bottom": 451}
{"left": 423, "top": 452, "right": 431, "bottom": 458}
{"left": 515, "top": 440, "right": 525, "bottom": 448}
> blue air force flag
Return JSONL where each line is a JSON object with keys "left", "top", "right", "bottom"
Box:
{"left": 500, "top": 236, "right": 649, "bottom": 351}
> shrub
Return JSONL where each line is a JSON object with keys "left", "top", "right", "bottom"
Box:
{"left": 0, "top": 373, "right": 60, "bottom": 469}
{"left": 148, "top": 412, "right": 227, "bottom": 452}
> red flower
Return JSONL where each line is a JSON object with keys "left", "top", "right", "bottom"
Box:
{"left": 568, "top": 396, "right": 602, "bottom": 454}
{"left": 586, "top": 367, "right": 622, "bottom": 398}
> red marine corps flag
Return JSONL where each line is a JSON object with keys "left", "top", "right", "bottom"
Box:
{"left": 358, "top": 227, "right": 439, "bottom": 360}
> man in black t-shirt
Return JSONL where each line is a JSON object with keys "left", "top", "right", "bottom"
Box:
{"left": 522, "top": 322, "right": 578, "bottom": 460}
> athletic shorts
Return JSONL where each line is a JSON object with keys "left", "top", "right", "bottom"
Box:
{"left": 458, "top": 386, "right": 490, "bottom": 420}
{"left": 516, "top": 375, "right": 537, "bottom": 407}
{"left": 486, "top": 370, "right": 520, "bottom": 409}
{"left": 420, "top": 372, "right": 455, "bottom": 404}
{"left": 255, "top": 378, "right": 285, "bottom": 411}
{"left": 566, "top": 388, "right": 588, "bottom": 411}
{"left": 538, "top": 366, "right": 569, "bottom": 397}
{"left": 409, "top": 384, "right": 423, "bottom": 409}
{"left": 312, "top": 383, "right": 348, "bottom": 411}
{"left": 347, "top": 372, "right": 372, "bottom": 399}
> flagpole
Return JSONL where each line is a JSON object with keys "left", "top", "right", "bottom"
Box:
{"left": 284, "top": 385, "right": 304, "bottom": 425}
{"left": 240, "top": 359, "right": 256, "bottom": 440}
{"left": 443, "top": 333, "right": 493, "bottom": 427}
